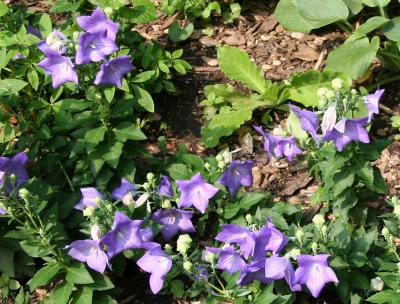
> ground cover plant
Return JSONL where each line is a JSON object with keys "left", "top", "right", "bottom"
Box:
{"left": 0, "top": 1, "right": 399, "bottom": 304}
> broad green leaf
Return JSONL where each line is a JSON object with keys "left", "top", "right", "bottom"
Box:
{"left": 131, "top": 71, "right": 155, "bottom": 83}
{"left": 45, "top": 281, "right": 73, "bottom": 304}
{"left": 348, "top": 16, "right": 389, "bottom": 41}
{"left": 202, "top": 1, "right": 221, "bottom": 18}
{"left": 28, "top": 264, "right": 62, "bottom": 292}
{"left": 89, "top": 0, "right": 128, "bottom": 9}
{"left": 0, "top": 2, "right": 9, "bottom": 16}
{"left": 284, "top": 70, "right": 352, "bottom": 107}
{"left": 333, "top": 168, "right": 355, "bottom": 197}
{"left": 325, "top": 36, "right": 380, "bottom": 79}
{"left": 0, "top": 79, "right": 27, "bottom": 96}
{"left": 27, "top": 68, "right": 39, "bottom": 91}
{"left": 361, "top": 0, "right": 391, "bottom": 7}
{"left": 167, "top": 163, "right": 192, "bottom": 180}
{"left": 38, "top": 14, "right": 52, "bottom": 37}
{"left": 217, "top": 46, "right": 266, "bottom": 94}
{"left": 171, "top": 280, "right": 184, "bottom": 298}
{"left": 168, "top": 21, "right": 194, "bottom": 42}
{"left": 112, "top": 122, "right": 147, "bottom": 142}
{"left": 367, "top": 290, "right": 398, "bottom": 303}
{"left": 275, "top": 0, "right": 348, "bottom": 32}
{"left": 20, "top": 240, "right": 52, "bottom": 257}
{"left": 98, "top": 138, "right": 124, "bottom": 168}
{"left": 382, "top": 17, "right": 400, "bottom": 41}
{"left": 71, "top": 287, "right": 93, "bottom": 304}
{"left": 50, "top": 0, "right": 83, "bottom": 12}
{"left": 104, "top": 87, "right": 115, "bottom": 103}
{"left": 84, "top": 126, "right": 107, "bottom": 152}
{"left": 0, "top": 247, "right": 14, "bottom": 277}
{"left": 133, "top": 85, "right": 154, "bottom": 112}
{"left": 66, "top": 263, "right": 94, "bottom": 285}
{"left": 341, "top": 0, "right": 364, "bottom": 14}
{"left": 240, "top": 192, "right": 267, "bottom": 211}
{"left": 120, "top": 0, "right": 158, "bottom": 24}
{"left": 88, "top": 272, "right": 114, "bottom": 291}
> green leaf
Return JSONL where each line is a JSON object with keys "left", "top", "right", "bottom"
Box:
{"left": 361, "top": 0, "right": 391, "bottom": 7}
{"left": 168, "top": 21, "right": 194, "bottom": 42}
{"left": 104, "top": 87, "right": 115, "bottom": 103}
{"left": 325, "top": 36, "right": 380, "bottom": 79}
{"left": 84, "top": 126, "right": 107, "bottom": 152}
{"left": 38, "top": 14, "right": 52, "bottom": 37}
{"left": 27, "top": 68, "right": 39, "bottom": 91}
{"left": 120, "top": 0, "right": 158, "bottom": 24}
{"left": 20, "top": 240, "right": 52, "bottom": 258}
{"left": 217, "top": 46, "right": 266, "bottom": 94}
{"left": 50, "top": 0, "right": 83, "bottom": 12}
{"left": 367, "top": 290, "right": 398, "bottom": 303}
{"left": 382, "top": 17, "right": 400, "bottom": 41}
{"left": 285, "top": 70, "right": 352, "bottom": 107}
{"left": 113, "top": 122, "right": 147, "bottom": 142}
{"left": 45, "top": 281, "right": 73, "bottom": 304}
{"left": 348, "top": 16, "right": 389, "bottom": 41}
{"left": 98, "top": 137, "right": 124, "bottom": 169}
{"left": 71, "top": 287, "right": 93, "bottom": 304}
{"left": 255, "top": 284, "right": 277, "bottom": 304}
{"left": 275, "top": 0, "right": 348, "bottom": 32}
{"left": 240, "top": 192, "right": 267, "bottom": 211}
{"left": 29, "top": 264, "right": 62, "bottom": 292}
{"left": 0, "top": 79, "right": 27, "bottom": 96}
{"left": 131, "top": 71, "right": 155, "bottom": 83}
{"left": 341, "top": 0, "right": 364, "bottom": 14}
{"left": 202, "top": 1, "right": 221, "bottom": 18}
{"left": 88, "top": 272, "right": 114, "bottom": 291}
{"left": 333, "top": 168, "right": 355, "bottom": 197}
{"left": 287, "top": 111, "right": 308, "bottom": 140}
{"left": 9, "top": 279, "right": 20, "bottom": 290}
{"left": 167, "top": 163, "right": 191, "bottom": 180}
{"left": 0, "top": 247, "right": 14, "bottom": 277}
{"left": 66, "top": 263, "right": 94, "bottom": 285}
{"left": 170, "top": 280, "right": 184, "bottom": 298}
{"left": 0, "top": 2, "right": 9, "bottom": 17}
{"left": 133, "top": 85, "right": 154, "bottom": 112}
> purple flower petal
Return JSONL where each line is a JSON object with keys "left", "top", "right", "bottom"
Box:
{"left": 75, "top": 31, "right": 118, "bottom": 65}
{"left": 74, "top": 187, "right": 103, "bottom": 210}
{"left": 289, "top": 103, "right": 320, "bottom": 145}
{"left": 265, "top": 255, "right": 300, "bottom": 292}
{"left": 215, "top": 246, "right": 246, "bottom": 274}
{"left": 37, "top": 54, "right": 78, "bottom": 88}
{"left": 0, "top": 152, "right": 29, "bottom": 192}
{"left": 238, "top": 258, "right": 271, "bottom": 285}
{"left": 94, "top": 55, "right": 133, "bottom": 87}
{"left": 152, "top": 209, "right": 195, "bottom": 240}
{"left": 157, "top": 175, "right": 174, "bottom": 197}
{"left": 112, "top": 178, "right": 135, "bottom": 204}
{"left": 365, "top": 89, "right": 384, "bottom": 122}
{"left": 77, "top": 8, "right": 119, "bottom": 40}
{"left": 264, "top": 217, "right": 287, "bottom": 254}
{"left": 218, "top": 160, "right": 254, "bottom": 196}
{"left": 67, "top": 239, "right": 108, "bottom": 273}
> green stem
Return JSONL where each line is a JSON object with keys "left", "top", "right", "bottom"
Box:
{"left": 211, "top": 265, "right": 226, "bottom": 292}
{"left": 336, "top": 21, "right": 352, "bottom": 34}
{"left": 366, "top": 75, "right": 400, "bottom": 91}
{"left": 379, "top": 6, "right": 388, "bottom": 18}
{"left": 58, "top": 161, "right": 75, "bottom": 192}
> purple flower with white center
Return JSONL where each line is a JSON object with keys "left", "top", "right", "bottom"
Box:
{"left": 40, "top": 29, "right": 68, "bottom": 54}
{"left": 37, "top": 48, "right": 78, "bottom": 88}
{"left": 67, "top": 239, "right": 109, "bottom": 273}
{"left": 101, "top": 211, "right": 143, "bottom": 258}
{"left": 0, "top": 152, "right": 29, "bottom": 192}
{"left": 321, "top": 117, "right": 370, "bottom": 152}
{"left": 210, "top": 246, "right": 246, "bottom": 275}
{"left": 365, "top": 89, "right": 384, "bottom": 122}
{"left": 74, "top": 187, "right": 103, "bottom": 210}
{"left": 75, "top": 31, "right": 118, "bottom": 65}
{"left": 157, "top": 175, "right": 174, "bottom": 197}
{"left": 151, "top": 209, "right": 195, "bottom": 241}
{"left": 264, "top": 217, "right": 288, "bottom": 254}
{"left": 112, "top": 178, "right": 135, "bottom": 205}
{"left": 254, "top": 126, "right": 302, "bottom": 162}
{"left": 238, "top": 258, "right": 272, "bottom": 286}
{"left": 77, "top": 8, "right": 119, "bottom": 41}
{"left": 218, "top": 160, "right": 254, "bottom": 196}
{"left": 176, "top": 172, "right": 219, "bottom": 214}
{"left": 295, "top": 254, "right": 339, "bottom": 298}
{"left": 264, "top": 255, "right": 301, "bottom": 292}
{"left": 289, "top": 103, "right": 320, "bottom": 145}
{"left": 136, "top": 245, "right": 172, "bottom": 294}
{"left": 94, "top": 55, "right": 133, "bottom": 87}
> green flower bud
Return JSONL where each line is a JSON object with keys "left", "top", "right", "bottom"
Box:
{"left": 217, "top": 160, "right": 226, "bottom": 170}
{"left": 18, "top": 188, "right": 30, "bottom": 199}
{"left": 72, "top": 31, "right": 80, "bottom": 42}
{"left": 161, "top": 199, "right": 172, "bottom": 209}
{"left": 295, "top": 229, "right": 304, "bottom": 243}
{"left": 83, "top": 206, "right": 96, "bottom": 217}
{"left": 105, "top": 204, "right": 113, "bottom": 212}
{"left": 177, "top": 234, "right": 192, "bottom": 255}
{"left": 104, "top": 7, "right": 113, "bottom": 16}
{"left": 222, "top": 151, "right": 231, "bottom": 164}
{"left": 245, "top": 214, "right": 252, "bottom": 225}
{"left": 370, "top": 277, "right": 384, "bottom": 291}
{"left": 351, "top": 89, "right": 357, "bottom": 96}
{"left": 331, "top": 78, "right": 343, "bottom": 91}
{"left": 202, "top": 250, "right": 216, "bottom": 264}
{"left": 311, "top": 242, "right": 318, "bottom": 251}
{"left": 216, "top": 207, "right": 224, "bottom": 215}
{"left": 325, "top": 90, "right": 335, "bottom": 100}
{"left": 317, "top": 87, "right": 329, "bottom": 98}
{"left": 204, "top": 162, "right": 211, "bottom": 171}
{"left": 142, "top": 182, "right": 151, "bottom": 191}
{"left": 382, "top": 227, "right": 390, "bottom": 237}
{"left": 146, "top": 173, "right": 155, "bottom": 182}
{"left": 288, "top": 248, "right": 301, "bottom": 260}
{"left": 312, "top": 214, "right": 325, "bottom": 229}
{"left": 183, "top": 261, "right": 193, "bottom": 272}
{"left": 164, "top": 244, "right": 173, "bottom": 254}
{"left": 216, "top": 155, "right": 223, "bottom": 162}
{"left": 321, "top": 225, "right": 328, "bottom": 236}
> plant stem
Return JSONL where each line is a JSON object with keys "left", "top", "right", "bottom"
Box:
{"left": 366, "top": 75, "right": 400, "bottom": 91}
{"left": 336, "top": 21, "right": 352, "bottom": 34}
{"left": 58, "top": 161, "right": 75, "bottom": 192}
{"left": 379, "top": 6, "right": 388, "bottom": 18}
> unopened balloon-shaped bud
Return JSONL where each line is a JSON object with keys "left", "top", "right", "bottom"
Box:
{"left": 177, "top": 234, "right": 192, "bottom": 255}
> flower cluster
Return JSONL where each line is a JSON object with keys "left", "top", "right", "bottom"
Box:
{"left": 37, "top": 8, "right": 133, "bottom": 88}
{"left": 255, "top": 82, "right": 384, "bottom": 160}
{"left": 205, "top": 220, "right": 338, "bottom": 298}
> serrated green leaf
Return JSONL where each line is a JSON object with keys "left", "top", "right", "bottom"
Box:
{"left": 120, "top": 0, "right": 158, "bottom": 24}
{"left": 167, "top": 163, "right": 191, "bottom": 180}
{"left": 27, "top": 68, "right": 39, "bottom": 91}
{"left": 217, "top": 46, "right": 266, "bottom": 94}
{"left": 98, "top": 137, "right": 124, "bottom": 168}
{"left": 367, "top": 290, "right": 398, "bottom": 303}
{"left": 66, "top": 263, "right": 94, "bottom": 285}
{"left": 0, "top": 2, "right": 9, "bottom": 17}
{"left": 71, "top": 287, "right": 93, "bottom": 304}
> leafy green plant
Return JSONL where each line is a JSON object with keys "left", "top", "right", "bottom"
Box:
{"left": 200, "top": 46, "right": 351, "bottom": 147}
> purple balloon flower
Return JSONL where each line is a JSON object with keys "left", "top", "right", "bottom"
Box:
{"left": 254, "top": 126, "right": 302, "bottom": 162}
{"left": 0, "top": 208, "right": 7, "bottom": 215}
{"left": 208, "top": 246, "right": 246, "bottom": 275}
{"left": 37, "top": 46, "right": 78, "bottom": 88}
{"left": 94, "top": 55, "right": 134, "bottom": 87}
{"left": 151, "top": 209, "right": 195, "bottom": 240}
{"left": 295, "top": 254, "right": 339, "bottom": 298}
{"left": 218, "top": 160, "right": 254, "bottom": 196}
{"left": 176, "top": 172, "right": 219, "bottom": 214}
{"left": 289, "top": 103, "right": 320, "bottom": 145}
{"left": 112, "top": 178, "right": 135, "bottom": 205}
{"left": 75, "top": 31, "right": 118, "bottom": 65}
{"left": 264, "top": 217, "right": 288, "bottom": 254}
{"left": 0, "top": 152, "right": 29, "bottom": 191}
{"left": 157, "top": 175, "right": 174, "bottom": 197}
{"left": 264, "top": 255, "right": 301, "bottom": 292}
{"left": 77, "top": 8, "right": 119, "bottom": 41}
{"left": 365, "top": 89, "right": 384, "bottom": 122}
{"left": 101, "top": 211, "right": 144, "bottom": 258}
{"left": 38, "top": 29, "right": 68, "bottom": 55}
{"left": 67, "top": 239, "right": 109, "bottom": 273}
{"left": 237, "top": 258, "right": 272, "bottom": 286}
{"left": 136, "top": 245, "right": 172, "bottom": 294}
{"left": 321, "top": 117, "right": 370, "bottom": 152}
{"left": 27, "top": 25, "right": 42, "bottom": 39}
{"left": 74, "top": 187, "right": 103, "bottom": 210}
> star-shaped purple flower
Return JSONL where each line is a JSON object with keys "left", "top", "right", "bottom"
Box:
{"left": 265, "top": 255, "right": 301, "bottom": 292}
{"left": 75, "top": 31, "right": 118, "bottom": 65}
{"left": 136, "top": 245, "right": 172, "bottom": 294}
{"left": 295, "top": 254, "right": 339, "bottom": 298}
{"left": 67, "top": 239, "right": 109, "bottom": 273}
{"left": 218, "top": 160, "right": 254, "bottom": 196}
{"left": 157, "top": 175, "right": 174, "bottom": 197}
{"left": 208, "top": 246, "right": 246, "bottom": 275}
{"left": 176, "top": 173, "right": 219, "bottom": 214}
{"left": 101, "top": 211, "right": 144, "bottom": 258}
{"left": 264, "top": 217, "right": 288, "bottom": 254}
{"left": 74, "top": 187, "right": 103, "bottom": 210}
{"left": 0, "top": 152, "right": 29, "bottom": 192}
{"left": 37, "top": 46, "right": 78, "bottom": 89}
{"left": 254, "top": 126, "right": 302, "bottom": 162}
{"left": 77, "top": 8, "right": 119, "bottom": 41}
{"left": 237, "top": 258, "right": 271, "bottom": 286}
{"left": 94, "top": 55, "right": 133, "bottom": 87}
{"left": 321, "top": 117, "right": 370, "bottom": 152}
{"left": 365, "top": 89, "right": 384, "bottom": 122}
{"left": 151, "top": 209, "right": 195, "bottom": 240}
{"left": 289, "top": 103, "right": 320, "bottom": 145}
{"left": 112, "top": 178, "right": 135, "bottom": 205}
